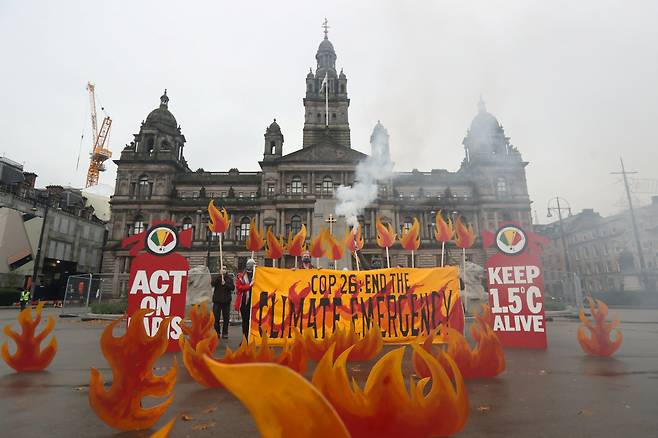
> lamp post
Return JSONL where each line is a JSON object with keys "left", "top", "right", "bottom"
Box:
{"left": 547, "top": 197, "right": 572, "bottom": 273}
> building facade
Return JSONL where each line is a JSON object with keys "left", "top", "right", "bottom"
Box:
{"left": 103, "top": 30, "right": 532, "bottom": 295}
{"left": 0, "top": 157, "right": 107, "bottom": 298}
{"left": 537, "top": 201, "right": 658, "bottom": 296}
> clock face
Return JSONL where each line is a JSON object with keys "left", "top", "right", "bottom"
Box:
{"left": 495, "top": 225, "right": 527, "bottom": 255}
{"left": 146, "top": 225, "right": 178, "bottom": 256}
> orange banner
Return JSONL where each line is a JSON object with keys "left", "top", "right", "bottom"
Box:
{"left": 249, "top": 267, "right": 464, "bottom": 345}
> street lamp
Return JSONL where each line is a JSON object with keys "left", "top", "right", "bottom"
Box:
{"left": 547, "top": 196, "right": 573, "bottom": 273}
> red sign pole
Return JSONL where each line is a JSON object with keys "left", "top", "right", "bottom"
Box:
{"left": 482, "top": 222, "right": 548, "bottom": 349}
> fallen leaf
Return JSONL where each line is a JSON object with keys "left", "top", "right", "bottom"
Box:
{"left": 578, "top": 410, "right": 593, "bottom": 416}
{"left": 477, "top": 405, "right": 491, "bottom": 413}
{"left": 181, "top": 414, "right": 193, "bottom": 421}
{"left": 192, "top": 422, "right": 216, "bottom": 431}
{"left": 202, "top": 406, "right": 217, "bottom": 415}
{"left": 73, "top": 386, "right": 86, "bottom": 392}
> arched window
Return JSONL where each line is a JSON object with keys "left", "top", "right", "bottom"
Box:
{"left": 322, "top": 176, "right": 333, "bottom": 194}
{"left": 146, "top": 136, "right": 155, "bottom": 154}
{"left": 138, "top": 175, "right": 151, "bottom": 199}
{"left": 270, "top": 141, "right": 276, "bottom": 154}
{"left": 290, "top": 215, "right": 302, "bottom": 235}
{"left": 182, "top": 217, "right": 193, "bottom": 230}
{"left": 496, "top": 177, "right": 508, "bottom": 198}
{"left": 238, "top": 217, "right": 251, "bottom": 241}
{"left": 133, "top": 215, "right": 146, "bottom": 235}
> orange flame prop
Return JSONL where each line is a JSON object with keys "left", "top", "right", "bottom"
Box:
{"left": 287, "top": 224, "right": 307, "bottom": 257}
{"left": 313, "top": 344, "right": 469, "bottom": 437}
{"left": 181, "top": 334, "right": 308, "bottom": 388}
{"left": 180, "top": 301, "right": 217, "bottom": 352}
{"left": 150, "top": 417, "right": 176, "bottom": 438}
{"left": 245, "top": 218, "right": 265, "bottom": 252}
{"left": 434, "top": 210, "right": 454, "bottom": 242}
{"left": 375, "top": 217, "right": 396, "bottom": 248}
{"left": 454, "top": 216, "right": 476, "bottom": 248}
{"left": 344, "top": 224, "right": 364, "bottom": 253}
{"left": 207, "top": 199, "right": 230, "bottom": 233}
{"left": 310, "top": 228, "right": 327, "bottom": 260}
{"left": 295, "top": 324, "right": 383, "bottom": 362}
{"left": 203, "top": 357, "right": 350, "bottom": 438}
{"left": 265, "top": 227, "right": 285, "bottom": 260}
{"left": 1, "top": 301, "right": 57, "bottom": 372}
{"left": 324, "top": 230, "right": 345, "bottom": 262}
{"left": 89, "top": 309, "right": 177, "bottom": 431}
{"left": 400, "top": 217, "right": 421, "bottom": 251}
{"left": 578, "top": 297, "right": 623, "bottom": 357}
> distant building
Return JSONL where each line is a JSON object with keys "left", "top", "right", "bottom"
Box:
{"left": 102, "top": 28, "right": 532, "bottom": 296}
{"left": 536, "top": 199, "right": 658, "bottom": 295}
{"left": 0, "top": 157, "right": 107, "bottom": 299}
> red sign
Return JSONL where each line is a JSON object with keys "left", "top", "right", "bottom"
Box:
{"left": 482, "top": 223, "right": 548, "bottom": 349}
{"left": 122, "top": 221, "right": 192, "bottom": 352}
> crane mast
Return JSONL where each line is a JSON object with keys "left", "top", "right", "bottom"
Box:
{"left": 85, "top": 82, "right": 112, "bottom": 188}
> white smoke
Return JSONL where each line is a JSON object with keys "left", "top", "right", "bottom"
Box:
{"left": 335, "top": 121, "right": 394, "bottom": 227}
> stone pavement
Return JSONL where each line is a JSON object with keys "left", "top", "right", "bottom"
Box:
{"left": 0, "top": 307, "right": 657, "bottom": 437}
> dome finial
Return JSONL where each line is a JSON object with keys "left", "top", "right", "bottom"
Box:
{"left": 160, "top": 89, "right": 169, "bottom": 108}
{"left": 478, "top": 94, "right": 486, "bottom": 113}
{"left": 322, "top": 17, "right": 330, "bottom": 39}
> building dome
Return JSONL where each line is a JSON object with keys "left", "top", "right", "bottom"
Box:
{"left": 145, "top": 90, "right": 178, "bottom": 132}
{"left": 318, "top": 37, "right": 335, "bottom": 54}
{"left": 266, "top": 118, "right": 281, "bottom": 133}
{"left": 468, "top": 97, "right": 501, "bottom": 139}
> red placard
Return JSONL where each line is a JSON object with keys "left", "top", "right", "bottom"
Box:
{"left": 122, "top": 221, "right": 192, "bottom": 352}
{"left": 482, "top": 223, "right": 548, "bottom": 349}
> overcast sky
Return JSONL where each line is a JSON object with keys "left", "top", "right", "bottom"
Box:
{"left": 2, "top": 0, "right": 657, "bottom": 222}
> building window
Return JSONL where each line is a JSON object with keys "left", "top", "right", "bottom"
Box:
{"left": 238, "top": 217, "right": 250, "bottom": 241}
{"left": 302, "top": 183, "right": 308, "bottom": 193}
{"left": 182, "top": 217, "right": 193, "bottom": 230}
{"left": 332, "top": 113, "right": 336, "bottom": 119}
{"left": 270, "top": 141, "right": 276, "bottom": 154}
{"left": 291, "top": 176, "right": 302, "bottom": 194}
{"left": 322, "top": 176, "right": 333, "bottom": 194}
{"left": 267, "top": 184, "right": 275, "bottom": 195}
{"left": 250, "top": 192, "right": 256, "bottom": 198}
{"left": 403, "top": 216, "right": 413, "bottom": 233}
{"left": 138, "top": 175, "right": 151, "bottom": 199}
{"left": 496, "top": 177, "right": 508, "bottom": 198}
{"left": 315, "top": 183, "right": 322, "bottom": 194}
{"left": 221, "top": 191, "right": 227, "bottom": 197}
{"left": 238, "top": 192, "right": 244, "bottom": 198}
{"left": 132, "top": 216, "right": 146, "bottom": 235}
{"left": 290, "top": 215, "right": 302, "bottom": 235}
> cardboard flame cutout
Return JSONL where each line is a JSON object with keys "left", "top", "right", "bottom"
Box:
{"left": 344, "top": 224, "right": 364, "bottom": 252}
{"left": 287, "top": 224, "right": 307, "bottom": 257}
{"left": 414, "top": 304, "right": 505, "bottom": 379}
{"left": 181, "top": 334, "right": 307, "bottom": 388}
{"left": 454, "top": 216, "right": 476, "bottom": 248}
{"left": 324, "top": 230, "right": 345, "bottom": 261}
{"left": 150, "top": 417, "right": 176, "bottom": 438}
{"left": 375, "top": 217, "right": 396, "bottom": 248}
{"left": 265, "top": 228, "right": 286, "bottom": 260}
{"left": 434, "top": 210, "right": 454, "bottom": 242}
{"left": 180, "top": 302, "right": 217, "bottom": 352}
{"left": 313, "top": 344, "right": 469, "bottom": 438}
{"left": 245, "top": 218, "right": 266, "bottom": 252}
{"left": 578, "top": 297, "right": 623, "bottom": 357}
{"left": 203, "top": 357, "right": 351, "bottom": 438}
{"left": 294, "top": 324, "right": 383, "bottom": 362}
{"left": 400, "top": 217, "right": 421, "bottom": 251}
{"left": 207, "top": 200, "right": 230, "bottom": 233}
{"left": 89, "top": 309, "right": 177, "bottom": 431}
{"left": 310, "top": 228, "right": 327, "bottom": 259}
{"left": 1, "top": 301, "right": 57, "bottom": 372}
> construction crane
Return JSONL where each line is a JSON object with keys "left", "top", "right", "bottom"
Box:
{"left": 85, "top": 81, "right": 112, "bottom": 188}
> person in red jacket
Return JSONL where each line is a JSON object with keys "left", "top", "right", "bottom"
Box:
{"left": 235, "top": 258, "right": 256, "bottom": 342}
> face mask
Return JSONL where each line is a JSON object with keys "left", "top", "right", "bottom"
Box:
{"left": 302, "top": 257, "right": 311, "bottom": 264}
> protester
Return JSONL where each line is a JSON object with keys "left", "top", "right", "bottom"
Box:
{"left": 235, "top": 258, "right": 256, "bottom": 342}
{"left": 299, "top": 251, "right": 314, "bottom": 269}
{"left": 211, "top": 265, "right": 234, "bottom": 339}
{"left": 19, "top": 287, "right": 30, "bottom": 311}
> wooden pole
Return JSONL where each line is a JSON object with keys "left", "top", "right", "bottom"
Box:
{"left": 385, "top": 247, "right": 390, "bottom": 268}
{"left": 441, "top": 241, "right": 445, "bottom": 267}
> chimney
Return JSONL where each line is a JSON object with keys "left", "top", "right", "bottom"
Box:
{"left": 23, "top": 172, "right": 37, "bottom": 189}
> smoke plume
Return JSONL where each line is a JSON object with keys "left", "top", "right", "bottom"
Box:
{"left": 336, "top": 121, "right": 394, "bottom": 227}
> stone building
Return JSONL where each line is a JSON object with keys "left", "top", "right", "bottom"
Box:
{"left": 537, "top": 200, "right": 658, "bottom": 295}
{"left": 103, "top": 29, "right": 532, "bottom": 295}
{"left": 0, "top": 157, "right": 107, "bottom": 299}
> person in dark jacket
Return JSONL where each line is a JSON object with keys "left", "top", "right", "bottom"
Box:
{"left": 211, "top": 265, "right": 234, "bottom": 339}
